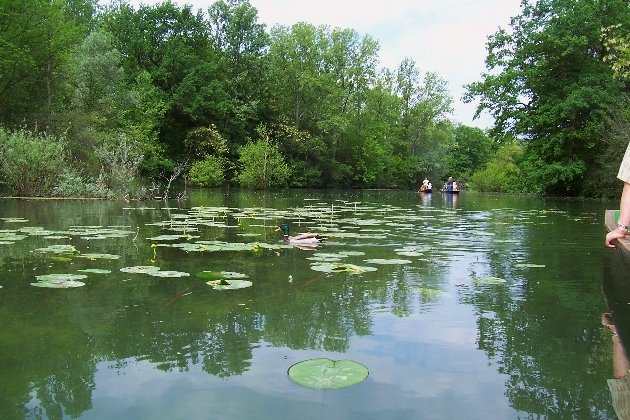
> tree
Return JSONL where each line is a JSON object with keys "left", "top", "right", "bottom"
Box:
{"left": 235, "top": 125, "right": 291, "bottom": 189}
{"left": 207, "top": 0, "right": 270, "bottom": 146}
{"left": 0, "top": 0, "right": 81, "bottom": 127}
{"left": 464, "top": 0, "right": 630, "bottom": 196}
{"left": 448, "top": 125, "right": 494, "bottom": 182}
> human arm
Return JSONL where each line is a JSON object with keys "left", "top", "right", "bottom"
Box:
{"left": 607, "top": 182, "right": 630, "bottom": 248}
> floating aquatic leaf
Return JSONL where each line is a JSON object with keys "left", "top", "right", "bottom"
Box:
{"left": 35, "top": 244, "right": 79, "bottom": 254}
{"left": 364, "top": 258, "right": 412, "bottom": 265}
{"left": 120, "top": 266, "right": 161, "bottom": 274}
{"left": 306, "top": 255, "right": 343, "bottom": 262}
{"left": 148, "top": 270, "right": 190, "bottom": 278}
{"left": 288, "top": 358, "right": 369, "bottom": 389}
{"left": 51, "top": 256, "right": 73, "bottom": 262}
{"left": 1, "top": 218, "right": 28, "bottom": 223}
{"left": 31, "top": 280, "right": 85, "bottom": 288}
{"left": 146, "top": 234, "right": 192, "bottom": 241}
{"left": 396, "top": 251, "right": 424, "bottom": 257}
{"left": 196, "top": 271, "right": 249, "bottom": 280}
{"left": 207, "top": 279, "right": 252, "bottom": 290}
{"left": 78, "top": 253, "right": 121, "bottom": 260}
{"left": 337, "top": 251, "right": 366, "bottom": 256}
{"left": 0, "top": 232, "right": 27, "bottom": 241}
{"left": 35, "top": 273, "right": 87, "bottom": 281}
{"left": 32, "top": 273, "right": 87, "bottom": 288}
{"left": 514, "top": 263, "right": 546, "bottom": 268}
{"left": 473, "top": 276, "right": 507, "bottom": 285}
{"left": 44, "top": 235, "right": 71, "bottom": 240}
{"left": 310, "top": 263, "right": 377, "bottom": 274}
{"left": 77, "top": 269, "right": 111, "bottom": 274}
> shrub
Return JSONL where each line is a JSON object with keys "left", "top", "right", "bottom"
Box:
{"left": 188, "top": 156, "right": 225, "bottom": 187}
{"left": 0, "top": 128, "right": 65, "bottom": 196}
{"left": 52, "top": 169, "right": 112, "bottom": 198}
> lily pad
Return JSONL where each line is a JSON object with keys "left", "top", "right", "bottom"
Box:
{"left": 148, "top": 270, "right": 190, "bottom": 278}
{"left": 1, "top": 217, "right": 28, "bottom": 223}
{"left": 514, "top": 263, "right": 546, "bottom": 268}
{"left": 207, "top": 279, "right": 253, "bottom": 290}
{"left": 287, "top": 358, "right": 369, "bottom": 389}
{"left": 473, "top": 276, "right": 507, "bottom": 285}
{"left": 310, "top": 263, "right": 377, "bottom": 274}
{"left": 35, "top": 244, "right": 79, "bottom": 254}
{"left": 32, "top": 273, "right": 87, "bottom": 288}
{"left": 120, "top": 266, "right": 161, "bottom": 274}
{"left": 77, "top": 269, "right": 112, "bottom": 274}
{"left": 196, "top": 271, "right": 249, "bottom": 280}
{"left": 364, "top": 258, "right": 412, "bottom": 265}
{"left": 78, "top": 253, "right": 121, "bottom": 260}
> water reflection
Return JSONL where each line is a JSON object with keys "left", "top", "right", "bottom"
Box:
{"left": 603, "top": 249, "right": 630, "bottom": 420}
{"left": 442, "top": 192, "right": 458, "bottom": 209}
{"left": 0, "top": 192, "right": 619, "bottom": 419}
{"left": 419, "top": 191, "right": 432, "bottom": 207}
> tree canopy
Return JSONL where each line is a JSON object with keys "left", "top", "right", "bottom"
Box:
{"left": 3, "top": 0, "right": 629, "bottom": 197}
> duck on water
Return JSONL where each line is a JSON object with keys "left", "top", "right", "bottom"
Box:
{"left": 275, "top": 224, "right": 325, "bottom": 246}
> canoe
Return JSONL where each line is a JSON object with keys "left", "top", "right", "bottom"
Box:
{"left": 605, "top": 209, "right": 630, "bottom": 258}
{"left": 419, "top": 188, "right": 432, "bottom": 193}
{"left": 440, "top": 189, "right": 460, "bottom": 194}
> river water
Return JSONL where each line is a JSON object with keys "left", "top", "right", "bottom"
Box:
{"left": 0, "top": 189, "right": 624, "bottom": 419}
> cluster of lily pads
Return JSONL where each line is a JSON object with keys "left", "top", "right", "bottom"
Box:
{"left": 2, "top": 199, "right": 561, "bottom": 292}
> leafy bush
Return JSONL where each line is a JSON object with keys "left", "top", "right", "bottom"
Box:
{"left": 96, "top": 134, "right": 143, "bottom": 193}
{"left": 188, "top": 156, "right": 225, "bottom": 187}
{"left": 52, "top": 169, "right": 112, "bottom": 198}
{"left": 235, "top": 126, "right": 291, "bottom": 189}
{"left": 469, "top": 142, "right": 523, "bottom": 193}
{"left": 0, "top": 128, "right": 65, "bottom": 196}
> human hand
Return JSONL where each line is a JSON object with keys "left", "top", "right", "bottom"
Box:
{"left": 603, "top": 312, "right": 614, "bottom": 327}
{"left": 606, "top": 229, "right": 627, "bottom": 248}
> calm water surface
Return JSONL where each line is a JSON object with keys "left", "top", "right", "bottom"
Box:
{"left": 0, "top": 189, "right": 623, "bottom": 419}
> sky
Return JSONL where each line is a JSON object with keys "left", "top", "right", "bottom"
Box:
{"left": 131, "top": 0, "right": 523, "bottom": 129}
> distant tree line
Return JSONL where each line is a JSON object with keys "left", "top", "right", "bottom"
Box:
{"left": 0, "top": 0, "right": 628, "bottom": 198}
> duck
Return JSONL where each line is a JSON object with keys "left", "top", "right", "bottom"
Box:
{"left": 275, "top": 223, "right": 325, "bottom": 245}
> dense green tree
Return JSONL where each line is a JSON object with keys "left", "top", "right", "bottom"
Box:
{"left": 103, "top": 1, "right": 215, "bottom": 155}
{"left": 207, "top": 0, "right": 270, "bottom": 146}
{"left": 448, "top": 125, "right": 494, "bottom": 183}
{"left": 464, "top": 0, "right": 630, "bottom": 196}
{"left": 469, "top": 140, "right": 523, "bottom": 192}
{"left": 0, "top": 0, "right": 81, "bottom": 127}
{"left": 235, "top": 125, "right": 291, "bottom": 189}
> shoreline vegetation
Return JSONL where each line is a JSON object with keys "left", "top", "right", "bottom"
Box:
{"left": 2, "top": 1, "right": 630, "bottom": 199}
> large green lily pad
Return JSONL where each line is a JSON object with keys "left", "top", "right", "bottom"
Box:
{"left": 288, "top": 358, "right": 369, "bottom": 389}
